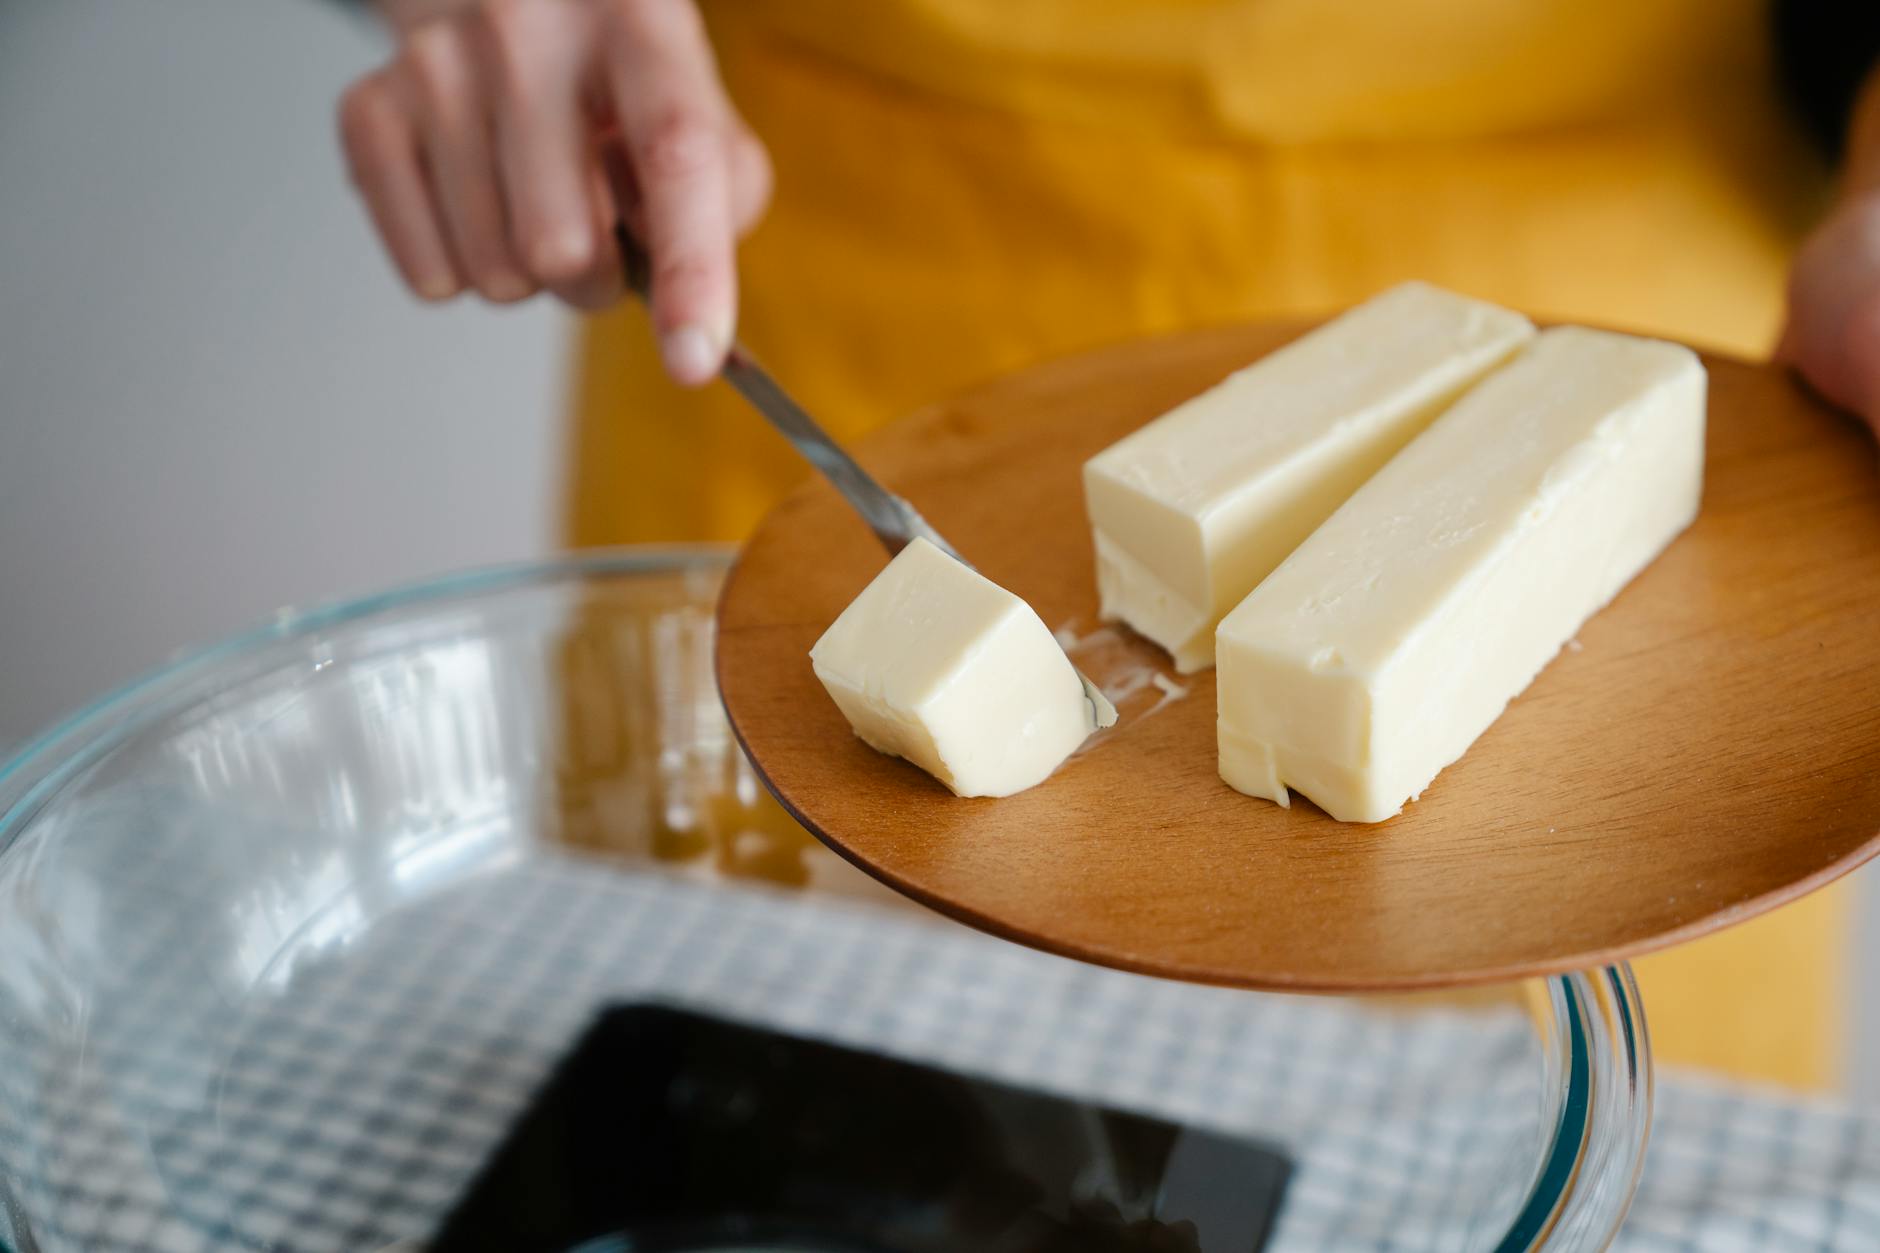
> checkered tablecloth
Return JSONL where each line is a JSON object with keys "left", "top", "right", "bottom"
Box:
{"left": 3, "top": 800, "right": 1879, "bottom": 1252}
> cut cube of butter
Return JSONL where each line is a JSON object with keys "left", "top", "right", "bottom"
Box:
{"left": 1084, "top": 281, "right": 1535, "bottom": 672}
{"left": 809, "top": 537, "right": 1095, "bottom": 798}
{"left": 1216, "top": 325, "right": 1707, "bottom": 823}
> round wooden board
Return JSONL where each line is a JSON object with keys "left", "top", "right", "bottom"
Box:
{"left": 716, "top": 321, "right": 1880, "bottom": 991}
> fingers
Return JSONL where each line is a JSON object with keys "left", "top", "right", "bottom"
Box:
{"left": 337, "top": 72, "right": 464, "bottom": 301}
{"left": 726, "top": 111, "right": 773, "bottom": 238}
{"left": 402, "top": 18, "right": 535, "bottom": 302}
{"left": 1782, "top": 195, "right": 1880, "bottom": 431}
{"left": 484, "top": 0, "right": 623, "bottom": 309}
{"left": 603, "top": 0, "right": 739, "bottom": 384}
{"left": 336, "top": 0, "right": 774, "bottom": 351}
{"left": 1841, "top": 293, "right": 1880, "bottom": 430}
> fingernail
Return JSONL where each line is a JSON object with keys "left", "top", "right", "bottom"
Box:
{"left": 662, "top": 324, "right": 719, "bottom": 383}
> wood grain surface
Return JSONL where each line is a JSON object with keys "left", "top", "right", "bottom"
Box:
{"left": 716, "top": 321, "right": 1880, "bottom": 991}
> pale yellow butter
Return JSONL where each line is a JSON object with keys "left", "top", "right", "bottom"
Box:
{"left": 1083, "top": 282, "right": 1534, "bottom": 672}
{"left": 810, "top": 538, "right": 1095, "bottom": 798}
{"left": 1216, "top": 326, "right": 1707, "bottom": 823}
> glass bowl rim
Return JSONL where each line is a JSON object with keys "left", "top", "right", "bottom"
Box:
{"left": 0, "top": 546, "right": 735, "bottom": 842}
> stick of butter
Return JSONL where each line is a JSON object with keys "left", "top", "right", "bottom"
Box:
{"left": 810, "top": 537, "right": 1095, "bottom": 797}
{"left": 1217, "top": 326, "right": 1707, "bottom": 823}
{"left": 1084, "top": 282, "right": 1535, "bottom": 672}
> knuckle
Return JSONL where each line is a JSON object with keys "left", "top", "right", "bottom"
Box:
{"left": 731, "top": 135, "right": 772, "bottom": 220}
{"left": 337, "top": 77, "right": 380, "bottom": 132}
{"left": 336, "top": 83, "right": 374, "bottom": 149}
{"left": 479, "top": 0, "right": 533, "bottom": 35}
{"left": 600, "top": 0, "right": 654, "bottom": 40}
{"left": 634, "top": 108, "right": 718, "bottom": 179}
{"left": 602, "top": 0, "right": 706, "bottom": 54}
{"left": 401, "top": 21, "right": 469, "bottom": 109}
{"left": 463, "top": 257, "right": 523, "bottom": 299}
{"left": 477, "top": 0, "right": 543, "bottom": 84}
{"left": 654, "top": 0, "right": 707, "bottom": 43}
{"left": 651, "top": 251, "right": 713, "bottom": 298}
{"left": 524, "top": 229, "right": 597, "bottom": 285}
{"left": 336, "top": 77, "right": 396, "bottom": 174}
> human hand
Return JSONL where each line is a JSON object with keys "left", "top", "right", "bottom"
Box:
{"left": 1777, "top": 69, "right": 1880, "bottom": 440}
{"left": 1777, "top": 189, "right": 1880, "bottom": 439}
{"left": 337, "top": 0, "right": 771, "bottom": 384}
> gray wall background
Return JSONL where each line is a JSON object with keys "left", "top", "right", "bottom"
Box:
{"left": 0, "top": 0, "right": 1874, "bottom": 1099}
{"left": 0, "top": 0, "right": 565, "bottom": 751}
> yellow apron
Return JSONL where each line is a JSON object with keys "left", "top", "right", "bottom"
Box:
{"left": 565, "top": 0, "right": 1849, "bottom": 1090}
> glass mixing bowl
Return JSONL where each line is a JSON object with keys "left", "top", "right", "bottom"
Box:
{"left": 0, "top": 550, "right": 1649, "bottom": 1252}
